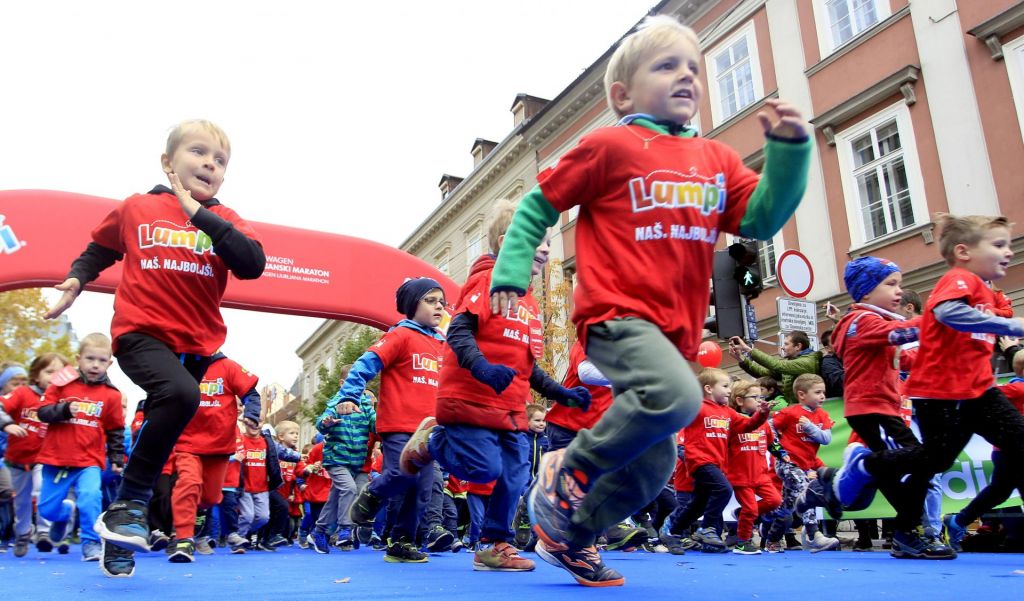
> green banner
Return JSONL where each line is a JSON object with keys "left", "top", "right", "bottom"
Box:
{"left": 813, "top": 392, "right": 1019, "bottom": 519}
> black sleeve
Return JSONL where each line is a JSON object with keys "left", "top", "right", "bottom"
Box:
{"left": 190, "top": 206, "right": 266, "bottom": 280}
{"left": 38, "top": 402, "right": 73, "bottom": 423}
{"left": 1003, "top": 344, "right": 1023, "bottom": 365}
{"left": 447, "top": 312, "right": 484, "bottom": 369}
{"left": 820, "top": 355, "right": 845, "bottom": 398}
{"left": 106, "top": 427, "right": 126, "bottom": 466}
{"left": 529, "top": 364, "right": 564, "bottom": 399}
{"left": 66, "top": 242, "right": 123, "bottom": 285}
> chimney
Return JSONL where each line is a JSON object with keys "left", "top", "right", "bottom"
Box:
{"left": 470, "top": 138, "right": 499, "bottom": 168}
{"left": 438, "top": 174, "right": 464, "bottom": 200}
{"left": 510, "top": 93, "right": 550, "bottom": 127}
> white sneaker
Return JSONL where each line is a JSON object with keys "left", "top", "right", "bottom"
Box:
{"left": 806, "top": 531, "right": 841, "bottom": 553}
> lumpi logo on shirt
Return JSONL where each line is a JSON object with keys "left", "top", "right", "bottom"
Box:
{"left": 629, "top": 172, "right": 727, "bottom": 216}
{"left": 67, "top": 398, "right": 104, "bottom": 418}
{"left": 138, "top": 220, "right": 214, "bottom": 255}
{"left": 412, "top": 354, "right": 439, "bottom": 372}
{"left": 200, "top": 378, "right": 225, "bottom": 396}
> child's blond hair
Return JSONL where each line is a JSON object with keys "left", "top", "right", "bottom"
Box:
{"left": 697, "top": 367, "right": 730, "bottom": 390}
{"left": 166, "top": 119, "right": 232, "bottom": 158}
{"left": 526, "top": 403, "right": 547, "bottom": 419}
{"left": 934, "top": 214, "right": 1011, "bottom": 266}
{"left": 79, "top": 332, "right": 112, "bottom": 354}
{"left": 1013, "top": 349, "right": 1024, "bottom": 377}
{"left": 729, "top": 379, "right": 758, "bottom": 411}
{"left": 793, "top": 373, "right": 825, "bottom": 396}
{"left": 604, "top": 15, "right": 700, "bottom": 116}
{"left": 487, "top": 198, "right": 519, "bottom": 255}
{"left": 276, "top": 420, "right": 299, "bottom": 436}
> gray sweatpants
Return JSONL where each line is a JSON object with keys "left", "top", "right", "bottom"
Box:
{"left": 9, "top": 464, "right": 49, "bottom": 537}
{"left": 238, "top": 491, "right": 270, "bottom": 537}
{"left": 315, "top": 465, "right": 368, "bottom": 533}
{"left": 563, "top": 317, "right": 703, "bottom": 547}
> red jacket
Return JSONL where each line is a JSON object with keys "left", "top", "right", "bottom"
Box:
{"left": 36, "top": 377, "right": 125, "bottom": 469}
{"left": 833, "top": 305, "right": 920, "bottom": 418}
{"left": 772, "top": 404, "right": 833, "bottom": 470}
{"left": 437, "top": 255, "right": 542, "bottom": 431}
{"left": 726, "top": 420, "right": 775, "bottom": 487}
{"left": 546, "top": 340, "right": 614, "bottom": 432}
{"left": 682, "top": 399, "right": 767, "bottom": 475}
{"left": 1, "top": 385, "right": 48, "bottom": 465}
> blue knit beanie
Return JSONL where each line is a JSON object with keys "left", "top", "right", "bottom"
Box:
{"left": 844, "top": 256, "right": 900, "bottom": 302}
{"left": 396, "top": 277, "right": 443, "bottom": 318}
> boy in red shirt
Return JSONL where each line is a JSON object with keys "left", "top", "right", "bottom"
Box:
{"left": 45, "top": 120, "right": 265, "bottom": 577}
{"left": 726, "top": 380, "right": 782, "bottom": 555}
{"left": 830, "top": 257, "right": 954, "bottom": 558}
{"left": 344, "top": 277, "right": 447, "bottom": 564}
{"left": 660, "top": 368, "right": 770, "bottom": 554}
{"left": 764, "top": 374, "right": 838, "bottom": 553}
{"left": 237, "top": 421, "right": 282, "bottom": 546}
{"left": 1, "top": 352, "right": 68, "bottom": 556}
{"left": 400, "top": 200, "right": 589, "bottom": 573}
{"left": 836, "top": 215, "right": 1024, "bottom": 556}
{"left": 36, "top": 334, "right": 125, "bottom": 564}
{"left": 487, "top": 15, "right": 810, "bottom": 586}
{"left": 166, "top": 354, "right": 260, "bottom": 562}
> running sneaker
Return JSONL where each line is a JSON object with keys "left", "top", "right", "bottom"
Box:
{"left": 81, "top": 540, "right": 102, "bottom": 562}
{"left": 891, "top": 528, "right": 957, "bottom": 560}
{"left": 13, "top": 533, "right": 31, "bottom": 558}
{"left": 309, "top": 530, "right": 330, "bottom": 554}
{"left": 424, "top": 524, "right": 454, "bottom": 553}
{"left": 349, "top": 483, "right": 384, "bottom": 526}
{"left": 695, "top": 528, "right": 728, "bottom": 553}
{"left": 732, "top": 539, "right": 761, "bottom": 555}
{"left": 35, "top": 532, "right": 54, "bottom": 553}
{"left": 167, "top": 538, "right": 195, "bottom": 563}
{"left": 802, "top": 530, "right": 841, "bottom": 553}
{"left": 605, "top": 522, "right": 648, "bottom": 551}
{"left": 535, "top": 540, "right": 624, "bottom": 587}
{"left": 765, "top": 540, "right": 785, "bottom": 553}
{"left": 99, "top": 540, "right": 135, "bottom": 578}
{"left": 834, "top": 444, "right": 877, "bottom": 508}
{"left": 943, "top": 514, "right": 967, "bottom": 553}
{"left": 527, "top": 448, "right": 588, "bottom": 551}
{"left": 384, "top": 538, "right": 429, "bottom": 563}
{"left": 399, "top": 417, "right": 437, "bottom": 475}
{"left": 95, "top": 500, "right": 151, "bottom": 553}
{"left": 226, "top": 532, "right": 248, "bottom": 554}
{"left": 195, "top": 538, "right": 215, "bottom": 555}
{"left": 148, "top": 529, "right": 170, "bottom": 552}
{"left": 472, "top": 541, "right": 536, "bottom": 571}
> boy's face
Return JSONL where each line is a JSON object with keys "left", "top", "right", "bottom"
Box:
{"left": 861, "top": 271, "right": 903, "bottom": 312}
{"left": 958, "top": 227, "right": 1013, "bottom": 282}
{"left": 531, "top": 235, "right": 551, "bottom": 277}
{"left": 611, "top": 36, "right": 703, "bottom": 125}
{"left": 528, "top": 411, "right": 546, "bottom": 433}
{"left": 412, "top": 288, "right": 446, "bottom": 328}
{"left": 736, "top": 386, "right": 763, "bottom": 414}
{"left": 77, "top": 345, "right": 112, "bottom": 383}
{"left": 797, "top": 383, "right": 826, "bottom": 410}
{"left": 278, "top": 428, "right": 300, "bottom": 448}
{"left": 705, "top": 376, "right": 732, "bottom": 405}
{"left": 161, "top": 128, "right": 230, "bottom": 201}
{"left": 243, "top": 423, "right": 260, "bottom": 437}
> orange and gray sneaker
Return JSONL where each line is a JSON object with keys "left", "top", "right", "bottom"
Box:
{"left": 399, "top": 417, "right": 438, "bottom": 475}
{"left": 472, "top": 541, "right": 536, "bottom": 572}
{"left": 535, "top": 540, "right": 624, "bottom": 587}
{"left": 527, "top": 448, "right": 589, "bottom": 551}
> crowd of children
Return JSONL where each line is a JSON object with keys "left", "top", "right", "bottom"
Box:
{"left": 1, "top": 12, "right": 1021, "bottom": 594}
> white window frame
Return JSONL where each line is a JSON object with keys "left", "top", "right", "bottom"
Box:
{"left": 706, "top": 21, "right": 764, "bottom": 127}
{"left": 811, "top": 0, "right": 891, "bottom": 57}
{"left": 1001, "top": 35, "right": 1024, "bottom": 146}
{"left": 465, "top": 222, "right": 484, "bottom": 268}
{"left": 835, "top": 102, "right": 928, "bottom": 249}
{"left": 434, "top": 247, "right": 451, "bottom": 276}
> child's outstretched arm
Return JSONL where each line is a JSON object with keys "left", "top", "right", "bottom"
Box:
{"left": 489, "top": 187, "right": 561, "bottom": 314}
{"left": 934, "top": 300, "right": 1024, "bottom": 337}
{"left": 325, "top": 351, "right": 383, "bottom": 419}
{"left": 528, "top": 365, "right": 591, "bottom": 411}
{"left": 736, "top": 99, "right": 812, "bottom": 241}
{"left": 240, "top": 387, "right": 262, "bottom": 428}
{"left": 46, "top": 242, "right": 124, "bottom": 319}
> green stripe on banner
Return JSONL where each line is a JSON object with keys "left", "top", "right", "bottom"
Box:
{"left": 814, "top": 378, "right": 1020, "bottom": 518}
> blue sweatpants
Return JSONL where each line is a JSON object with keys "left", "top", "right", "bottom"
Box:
{"left": 428, "top": 424, "right": 529, "bottom": 542}
{"left": 39, "top": 465, "right": 102, "bottom": 543}
{"left": 368, "top": 432, "right": 433, "bottom": 541}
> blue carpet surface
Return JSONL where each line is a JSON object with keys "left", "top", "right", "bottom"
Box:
{"left": 2, "top": 545, "right": 1023, "bottom": 601}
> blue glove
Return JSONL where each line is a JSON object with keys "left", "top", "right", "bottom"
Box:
{"left": 554, "top": 386, "right": 592, "bottom": 412}
{"left": 242, "top": 402, "right": 261, "bottom": 426}
{"left": 470, "top": 359, "right": 517, "bottom": 394}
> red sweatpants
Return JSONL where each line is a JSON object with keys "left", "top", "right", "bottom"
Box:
{"left": 171, "top": 452, "right": 230, "bottom": 539}
{"left": 734, "top": 479, "right": 782, "bottom": 541}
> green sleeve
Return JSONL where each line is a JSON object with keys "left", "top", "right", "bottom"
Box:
{"left": 750, "top": 349, "right": 820, "bottom": 376}
{"left": 739, "top": 357, "right": 774, "bottom": 379}
{"left": 738, "top": 137, "right": 812, "bottom": 240}
{"left": 490, "top": 185, "right": 561, "bottom": 293}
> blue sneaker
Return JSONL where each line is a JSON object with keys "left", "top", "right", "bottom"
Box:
{"left": 308, "top": 530, "right": 330, "bottom": 554}
{"left": 335, "top": 527, "right": 357, "bottom": 551}
{"left": 943, "top": 514, "right": 967, "bottom": 552}
{"left": 833, "top": 444, "right": 876, "bottom": 508}
{"left": 81, "top": 540, "right": 102, "bottom": 562}
{"left": 99, "top": 540, "right": 135, "bottom": 578}
{"left": 658, "top": 522, "right": 686, "bottom": 555}
{"left": 48, "top": 498, "right": 76, "bottom": 544}
{"left": 95, "top": 500, "right": 150, "bottom": 553}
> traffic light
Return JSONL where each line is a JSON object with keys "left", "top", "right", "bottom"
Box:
{"left": 710, "top": 250, "right": 744, "bottom": 339}
{"left": 728, "top": 240, "right": 763, "bottom": 299}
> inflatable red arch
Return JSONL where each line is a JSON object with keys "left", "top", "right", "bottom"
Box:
{"left": 0, "top": 190, "right": 460, "bottom": 329}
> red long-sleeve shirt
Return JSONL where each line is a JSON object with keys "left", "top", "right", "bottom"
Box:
{"left": 682, "top": 399, "right": 767, "bottom": 475}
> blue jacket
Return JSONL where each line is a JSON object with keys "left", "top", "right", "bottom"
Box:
{"left": 316, "top": 391, "right": 376, "bottom": 468}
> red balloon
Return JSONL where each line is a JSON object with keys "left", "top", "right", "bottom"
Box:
{"left": 696, "top": 341, "right": 723, "bottom": 368}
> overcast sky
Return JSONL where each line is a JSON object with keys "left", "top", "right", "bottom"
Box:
{"left": 1, "top": 0, "right": 655, "bottom": 412}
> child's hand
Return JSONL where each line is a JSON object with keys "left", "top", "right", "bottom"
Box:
{"left": 757, "top": 399, "right": 774, "bottom": 415}
{"left": 3, "top": 423, "right": 28, "bottom": 438}
{"left": 798, "top": 415, "right": 811, "bottom": 427}
{"left": 335, "top": 401, "right": 361, "bottom": 415}
{"left": 166, "top": 171, "right": 201, "bottom": 218}
{"left": 320, "top": 416, "right": 340, "bottom": 427}
{"left": 825, "top": 301, "right": 840, "bottom": 323}
{"left": 807, "top": 469, "right": 818, "bottom": 481}
{"left": 234, "top": 450, "right": 245, "bottom": 462}
{"left": 242, "top": 416, "right": 259, "bottom": 429}
{"left": 999, "top": 335, "right": 1020, "bottom": 351}
{"left": 111, "top": 464, "right": 123, "bottom": 475}
{"left": 729, "top": 336, "right": 751, "bottom": 354}
{"left": 490, "top": 291, "right": 519, "bottom": 316}
{"left": 757, "top": 99, "right": 809, "bottom": 141}
{"left": 45, "top": 278, "right": 82, "bottom": 319}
